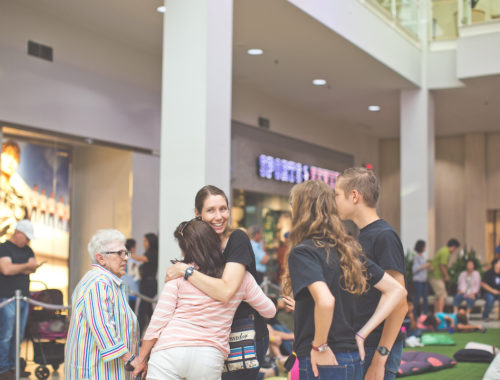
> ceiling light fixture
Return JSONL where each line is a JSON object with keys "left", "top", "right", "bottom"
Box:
{"left": 312, "top": 79, "right": 327, "bottom": 86}
{"left": 247, "top": 48, "right": 264, "bottom": 55}
{"left": 157, "top": 5, "right": 166, "bottom": 13}
{"left": 368, "top": 105, "right": 381, "bottom": 112}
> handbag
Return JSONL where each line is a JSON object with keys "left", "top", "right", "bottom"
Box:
{"left": 223, "top": 316, "right": 259, "bottom": 372}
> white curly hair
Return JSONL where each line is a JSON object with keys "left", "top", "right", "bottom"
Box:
{"left": 88, "top": 229, "right": 126, "bottom": 263}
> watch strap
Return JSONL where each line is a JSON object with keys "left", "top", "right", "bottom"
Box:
{"left": 184, "top": 266, "right": 195, "bottom": 280}
{"left": 311, "top": 343, "right": 329, "bottom": 352}
{"left": 125, "top": 354, "right": 135, "bottom": 371}
{"left": 376, "top": 346, "right": 390, "bottom": 356}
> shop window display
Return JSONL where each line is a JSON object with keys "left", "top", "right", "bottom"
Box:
{"left": 1, "top": 138, "right": 70, "bottom": 301}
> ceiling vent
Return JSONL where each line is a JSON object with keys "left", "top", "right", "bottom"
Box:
{"left": 27, "top": 40, "right": 53, "bottom": 62}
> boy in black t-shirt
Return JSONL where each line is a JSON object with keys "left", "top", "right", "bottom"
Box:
{"left": 481, "top": 258, "right": 500, "bottom": 321}
{"left": 336, "top": 168, "right": 407, "bottom": 380}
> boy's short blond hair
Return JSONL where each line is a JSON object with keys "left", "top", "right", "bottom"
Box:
{"left": 337, "top": 167, "right": 379, "bottom": 208}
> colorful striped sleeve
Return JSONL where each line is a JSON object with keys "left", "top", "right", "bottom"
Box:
{"left": 242, "top": 274, "right": 276, "bottom": 319}
{"left": 143, "top": 280, "right": 179, "bottom": 340}
{"left": 83, "top": 280, "right": 128, "bottom": 362}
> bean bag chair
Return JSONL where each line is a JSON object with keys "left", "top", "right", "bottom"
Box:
{"left": 397, "top": 351, "right": 456, "bottom": 377}
{"left": 454, "top": 348, "right": 494, "bottom": 363}
{"left": 421, "top": 333, "right": 456, "bottom": 346}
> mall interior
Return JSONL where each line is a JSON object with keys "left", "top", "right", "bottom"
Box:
{"left": 1, "top": 0, "right": 500, "bottom": 304}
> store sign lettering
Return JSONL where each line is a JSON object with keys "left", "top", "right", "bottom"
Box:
{"left": 257, "top": 154, "right": 339, "bottom": 189}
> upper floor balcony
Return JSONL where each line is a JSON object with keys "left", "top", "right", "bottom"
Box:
{"left": 363, "top": 0, "right": 500, "bottom": 43}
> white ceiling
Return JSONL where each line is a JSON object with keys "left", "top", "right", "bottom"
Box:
{"left": 9, "top": 0, "right": 500, "bottom": 139}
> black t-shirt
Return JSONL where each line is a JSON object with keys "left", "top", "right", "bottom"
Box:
{"left": 355, "top": 219, "right": 406, "bottom": 347}
{"left": 0, "top": 241, "right": 35, "bottom": 297}
{"left": 140, "top": 249, "right": 158, "bottom": 278}
{"left": 288, "top": 240, "right": 384, "bottom": 358}
{"left": 224, "top": 229, "right": 268, "bottom": 339}
{"left": 482, "top": 269, "right": 500, "bottom": 292}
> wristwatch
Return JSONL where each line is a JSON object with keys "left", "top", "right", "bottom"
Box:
{"left": 376, "top": 346, "right": 390, "bottom": 356}
{"left": 184, "top": 266, "right": 195, "bottom": 280}
{"left": 312, "top": 343, "right": 329, "bottom": 352}
{"left": 124, "top": 354, "right": 135, "bottom": 371}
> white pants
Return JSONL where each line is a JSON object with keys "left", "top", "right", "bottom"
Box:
{"left": 147, "top": 346, "right": 224, "bottom": 380}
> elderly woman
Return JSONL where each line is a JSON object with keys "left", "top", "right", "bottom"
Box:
{"left": 65, "top": 229, "right": 140, "bottom": 379}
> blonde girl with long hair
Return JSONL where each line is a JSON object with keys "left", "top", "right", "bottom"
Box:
{"left": 282, "top": 180, "right": 406, "bottom": 380}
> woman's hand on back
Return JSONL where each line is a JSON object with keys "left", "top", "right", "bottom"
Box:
{"left": 165, "top": 262, "right": 189, "bottom": 282}
{"left": 310, "top": 347, "right": 338, "bottom": 377}
{"left": 354, "top": 333, "right": 365, "bottom": 361}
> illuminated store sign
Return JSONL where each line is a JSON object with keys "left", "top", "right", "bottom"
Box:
{"left": 257, "top": 154, "right": 339, "bottom": 189}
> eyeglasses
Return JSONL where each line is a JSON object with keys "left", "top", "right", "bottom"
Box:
{"left": 103, "top": 250, "right": 130, "bottom": 258}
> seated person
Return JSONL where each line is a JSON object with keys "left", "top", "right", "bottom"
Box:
{"left": 481, "top": 258, "right": 500, "bottom": 321}
{"left": 453, "top": 259, "right": 481, "bottom": 315}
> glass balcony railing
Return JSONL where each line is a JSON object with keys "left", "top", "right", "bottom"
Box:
{"left": 367, "top": 0, "right": 420, "bottom": 40}
{"left": 365, "top": 0, "right": 500, "bottom": 42}
{"left": 432, "top": 0, "right": 500, "bottom": 41}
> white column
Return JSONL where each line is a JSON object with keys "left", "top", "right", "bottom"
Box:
{"left": 400, "top": 89, "right": 435, "bottom": 255}
{"left": 158, "top": 0, "right": 233, "bottom": 287}
{"left": 464, "top": 133, "right": 487, "bottom": 261}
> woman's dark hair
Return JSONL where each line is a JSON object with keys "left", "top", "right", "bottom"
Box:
{"left": 174, "top": 219, "right": 225, "bottom": 278}
{"left": 126, "top": 238, "right": 136, "bottom": 251}
{"left": 144, "top": 233, "right": 158, "bottom": 253}
{"left": 194, "top": 185, "right": 229, "bottom": 214}
{"left": 466, "top": 258, "right": 477, "bottom": 270}
{"left": 414, "top": 240, "right": 426, "bottom": 254}
{"left": 423, "top": 314, "right": 437, "bottom": 329}
{"left": 457, "top": 310, "right": 468, "bottom": 325}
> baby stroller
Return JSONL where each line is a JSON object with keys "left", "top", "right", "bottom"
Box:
{"left": 27, "top": 288, "right": 68, "bottom": 380}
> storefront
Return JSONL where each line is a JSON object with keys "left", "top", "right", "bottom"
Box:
{"left": 230, "top": 121, "right": 354, "bottom": 255}
{"left": 0, "top": 123, "right": 156, "bottom": 302}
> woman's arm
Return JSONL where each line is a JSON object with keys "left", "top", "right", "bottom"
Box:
{"left": 83, "top": 281, "right": 131, "bottom": 363}
{"left": 363, "top": 270, "right": 407, "bottom": 380}
{"left": 356, "top": 273, "right": 406, "bottom": 344}
{"left": 143, "top": 281, "right": 178, "bottom": 340}
{"left": 166, "top": 261, "right": 246, "bottom": 303}
{"left": 308, "top": 281, "right": 337, "bottom": 376}
{"left": 131, "top": 253, "right": 148, "bottom": 263}
{"left": 243, "top": 274, "right": 276, "bottom": 318}
{"left": 132, "top": 338, "right": 157, "bottom": 378}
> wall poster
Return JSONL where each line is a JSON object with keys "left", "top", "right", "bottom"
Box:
{"left": 1, "top": 138, "right": 70, "bottom": 301}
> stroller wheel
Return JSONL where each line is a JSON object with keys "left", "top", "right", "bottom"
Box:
{"left": 35, "top": 365, "right": 50, "bottom": 380}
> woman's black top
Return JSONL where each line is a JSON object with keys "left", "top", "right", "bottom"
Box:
{"left": 224, "top": 229, "right": 269, "bottom": 339}
{"left": 140, "top": 249, "right": 158, "bottom": 279}
{"left": 288, "top": 239, "right": 384, "bottom": 358}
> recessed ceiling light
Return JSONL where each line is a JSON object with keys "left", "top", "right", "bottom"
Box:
{"left": 247, "top": 49, "right": 264, "bottom": 56}
{"left": 368, "top": 105, "right": 381, "bottom": 112}
{"left": 312, "top": 79, "right": 327, "bottom": 86}
{"left": 157, "top": 5, "right": 166, "bottom": 13}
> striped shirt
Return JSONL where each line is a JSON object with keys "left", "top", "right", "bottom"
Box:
{"left": 144, "top": 271, "right": 276, "bottom": 357}
{"left": 65, "top": 265, "right": 139, "bottom": 380}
